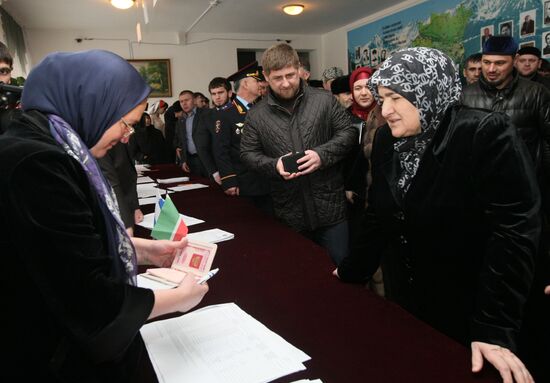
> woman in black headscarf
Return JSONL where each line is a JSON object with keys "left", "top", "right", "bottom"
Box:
{"left": 0, "top": 50, "right": 208, "bottom": 381}
{"left": 335, "top": 48, "right": 541, "bottom": 382}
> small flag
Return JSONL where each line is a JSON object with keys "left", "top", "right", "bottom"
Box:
{"left": 151, "top": 195, "right": 188, "bottom": 241}
{"left": 154, "top": 190, "right": 165, "bottom": 225}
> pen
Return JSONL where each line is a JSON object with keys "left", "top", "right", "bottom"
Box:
{"left": 196, "top": 268, "right": 219, "bottom": 284}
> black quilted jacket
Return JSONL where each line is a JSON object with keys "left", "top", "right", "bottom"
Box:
{"left": 240, "top": 83, "right": 357, "bottom": 231}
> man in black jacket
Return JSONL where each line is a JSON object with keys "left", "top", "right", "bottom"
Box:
{"left": 193, "top": 76, "right": 234, "bottom": 185}
{"left": 514, "top": 46, "right": 550, "bottom": 90}
{"left": 240, "top": 43, "right": 357, "bottom": 265}
{"left": 462, "top": 36, "right": 550, "bottom": 207}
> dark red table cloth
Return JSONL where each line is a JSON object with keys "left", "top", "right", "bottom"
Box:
{"left": 136, "top": 165, "right": 499, "bottom": 383}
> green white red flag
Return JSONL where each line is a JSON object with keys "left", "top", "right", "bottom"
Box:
{"left": 151, "top": 194, "right": 188, "bottom": 241}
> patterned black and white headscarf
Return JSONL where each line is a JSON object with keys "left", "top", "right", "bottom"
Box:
{"left": 368, "top": 47, "right": 462, "bottom": 197}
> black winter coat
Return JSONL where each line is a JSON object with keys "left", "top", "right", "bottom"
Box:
{"left": 338, "top": 107, "right": 541, "bottom": 354}
{"left": 240, "top": 83, "right": 357, "bottom": 231}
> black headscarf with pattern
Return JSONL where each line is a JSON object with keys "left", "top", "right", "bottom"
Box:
{"left": 368, "top": 47, "right": 462, "bottom": 197}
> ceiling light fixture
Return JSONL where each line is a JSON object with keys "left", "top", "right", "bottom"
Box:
{"left": 111, "top": 0, "right": 135, "bottom": 10}
{"left": 283, "top": 4, "right": 304, "bottom": 16}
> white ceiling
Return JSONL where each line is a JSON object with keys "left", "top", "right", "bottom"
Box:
{"left": 2, "top": 0, "right": 403, "bottom": 35}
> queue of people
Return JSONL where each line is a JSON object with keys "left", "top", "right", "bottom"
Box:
{"left": 0, "top": 34, "right": 549, "bottom": 382}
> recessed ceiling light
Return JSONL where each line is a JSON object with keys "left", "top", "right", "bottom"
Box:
{"left": 283, "top": 4, "right": 304, "bottom": 16}
{"left": 111, "top": 0, "right": 135, "bottom": 10}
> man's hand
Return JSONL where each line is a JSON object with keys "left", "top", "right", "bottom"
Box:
{"left": 182, "top": 162, "right": 190, "bottom": 173}
{"left": 345, "top": 191, "right": 356, "bottom": 204}
{"left": 296, "top": 150, "right": 321, "bottom": 175}
{"left": 224, "top": 186, "right": 239, "bottom": 196}
{"left": 471, "top": 341, "right": 534, "bottom": 383}
{"left": 132, "top": 237, "right": 188, "bottom": 267}
{"left": 212, "top": 171, "right": 222, "bottom": 185}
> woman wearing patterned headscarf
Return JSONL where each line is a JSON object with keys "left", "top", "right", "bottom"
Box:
{"left": 335, "top": 47, "right": 541, "bottom": 382}
{"left": 0, "top": 50, "right": 208, "bottom": 381}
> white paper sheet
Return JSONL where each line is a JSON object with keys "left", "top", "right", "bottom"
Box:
{"left": 137, "top": 176, "right": 155, "bottom": 184}
{"left": 157, "top": 176, "right": 190, "bottom": 184}
{"left": 169, "top": 183, "right": 209, "bottom": 192}
{"left": 187, "top": 229, "right": 234, "bottom": 244}
{"left": 137, "top": 212, "right": 204, "bottom": 230}
{"left": 137, "top": 184, "right": 173, "bottom": 198}
{"left": 137, "top": 274, "right": 177, "bottom": 290}
{"left": 138, "top": 197, "right": 158, "bottom": 206}
{"left": 141, "top": 303, "right": 310, "bottom": 383}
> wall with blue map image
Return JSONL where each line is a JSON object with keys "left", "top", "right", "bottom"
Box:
{"left": 347, "top": 0, "right": 550, "bottom": 72}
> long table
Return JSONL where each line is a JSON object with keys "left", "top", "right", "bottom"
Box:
{"left": 136, "top": 165, "right": 499, "bottom": 383}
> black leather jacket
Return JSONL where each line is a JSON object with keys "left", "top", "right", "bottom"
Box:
{"left": 462, "top": 71, "right": 550, "bottom": 178}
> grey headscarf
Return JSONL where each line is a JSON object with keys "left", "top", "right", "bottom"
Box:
{"left": 368, "top": 47, "right": 462, "bottom": 197}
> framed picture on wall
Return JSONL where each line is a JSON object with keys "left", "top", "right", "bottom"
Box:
{"left": 480, "top": 25, "right": 494, "bottom": 49}
{"left": 498, "top": 20, "right": 513, "bottom": 37}
{"left": 361, "top": 45, "right": 369, "bottom": 66}
{"left": 543, "top": 31, "right": 550, "bottom": 57}
{"left": 128, "top": 59, "right": 172, "bottom": 97}
{"left": 519, "top": 41, "right": 536, "bottom": 49}
{"left": 519, "top": 10, "right": 536, "bottom": 37}
{"left": 544, "top": 0, "right": 550, "bottom": 27}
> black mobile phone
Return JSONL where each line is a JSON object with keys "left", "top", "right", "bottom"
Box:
{"left": 282, "top": 151, "right": 306, "bottom": 173}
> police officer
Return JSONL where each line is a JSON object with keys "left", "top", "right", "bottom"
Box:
{"left": 213, "top": 61, "right": 271, "bottom": 214}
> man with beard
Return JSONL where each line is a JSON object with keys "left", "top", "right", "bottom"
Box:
{"left": 195, "top": 76, "right": 235, "bottom": 185}
{"left": 462, "top": 36, "right": 549, "bottom": 185}
{"left": 240, "top": 43, "right": 357, "bottom": 265}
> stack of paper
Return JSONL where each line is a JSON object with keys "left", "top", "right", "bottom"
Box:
{"left": 137, "top": 176, "right": 155, "bottom": 184}
{"left": 141, "top": 303, "right": 311, "bottom": 383}
{"left": 137, "top": 183, "right": 161, "bottom": 198}
{"left": 137, "top": 212, "right": 205, "bottom": 229}
{"left": 187, "top": 228, "right": 234, "bottom": 243}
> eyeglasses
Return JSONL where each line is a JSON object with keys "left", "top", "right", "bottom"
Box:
{"left": 0, "top": 67, "right": 12, "bottom": 75}
{"left": 121, "top": 118, "right": 135, "bottom": 138}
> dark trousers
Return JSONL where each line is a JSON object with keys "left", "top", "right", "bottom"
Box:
{"left": 302, "top": 220, "right": 349, "bottom": 266}
{"left": 186, "top": 153, "right": 207, "bottom": 177}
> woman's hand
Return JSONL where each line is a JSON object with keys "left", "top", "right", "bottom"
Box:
{"left": 148, "top": 273, "right": 209, "bottom": 319}
{"left": 471, "top": 341, "right": 534, "bottom": 383}
{"left": 132, "top": 237, "right": 187, "bottom": 267}
{"left": 173, "top": 273, "right": 210, "bottom": 313}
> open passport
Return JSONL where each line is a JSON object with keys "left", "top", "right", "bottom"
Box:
{"left": 140, "top": 240, "right": 217, "bottom": 287}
